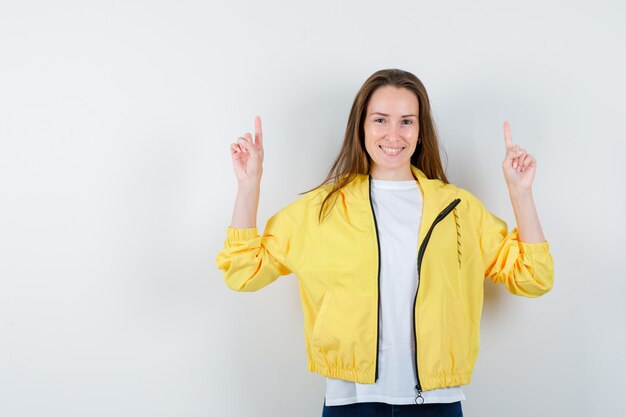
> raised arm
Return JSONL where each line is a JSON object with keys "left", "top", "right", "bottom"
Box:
{"left": 477, "top": 120, "right": 553, "bottom": 297}
{"left": 501, "top": 120, "right": 545, "bottom": 243}
{"left": 230, "top": 115, "right": 264, "bottom": 228}
{"left": 217, "top": 116, "right": 293, "bottom": 292}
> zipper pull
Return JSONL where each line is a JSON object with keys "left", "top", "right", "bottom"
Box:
{"left": 414, "top": 386, "right": 424, "bottom": 405}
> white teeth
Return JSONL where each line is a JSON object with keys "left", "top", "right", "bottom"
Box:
{"left": 380, "top": 146, "right": 403, "bottom": 155}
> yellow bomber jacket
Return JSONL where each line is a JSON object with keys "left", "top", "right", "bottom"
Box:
{"left": 215, "top": 165, "right": 554, "bottom": 393}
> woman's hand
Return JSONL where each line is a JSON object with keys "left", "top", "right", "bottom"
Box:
{"left": 500, "top": 120, "right": 546, "bottom": 243}
{"left": 231, "top": 115, "right": 264, "bottom": 186}
{"left": 229, "top": 116, "right": 264, "bottom": 228}
{"left": 501, "top": 120, "right": 536, "bottom": 192}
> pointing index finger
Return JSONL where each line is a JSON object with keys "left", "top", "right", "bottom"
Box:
{"left": 254, "top": 115, "right": 263, "bottom": 148}
{"left": 503, "top": 120, "right": 513, "bottom": 149}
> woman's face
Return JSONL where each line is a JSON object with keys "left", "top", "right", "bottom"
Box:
{"left": 363, "top": 86, "right": 420, "bottom": 180}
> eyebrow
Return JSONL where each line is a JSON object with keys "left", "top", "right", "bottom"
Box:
{"left": 369, "top": 112, "right": 418, "bottom": 118}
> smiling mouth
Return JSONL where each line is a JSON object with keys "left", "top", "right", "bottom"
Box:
{"left": 379, "top": 145, "right": 405, "bottom": 156}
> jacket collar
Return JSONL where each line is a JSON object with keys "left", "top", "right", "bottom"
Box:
{"left": 341, "top": 165, "right": 457, "bottom": 240}
{"left": 345, "top": 165, "right": 447, "bottom": 205}
{"left": 408, "top": 164, "right": 452, "bottom": 212}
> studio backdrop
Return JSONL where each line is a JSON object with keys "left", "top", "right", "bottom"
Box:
{"left": 1, "top": 1, "right": 624, "bottom": 416}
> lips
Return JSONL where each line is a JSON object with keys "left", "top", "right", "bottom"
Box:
{"left": 379, "top": 145, "right": 405, "bottom": 156}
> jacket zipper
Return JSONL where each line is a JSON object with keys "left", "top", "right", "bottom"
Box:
{"left": 367, "top": 175, "right": 382, "bottom": 382}
{"left": 413, "top": 197, "right": 461, "bottom": 404}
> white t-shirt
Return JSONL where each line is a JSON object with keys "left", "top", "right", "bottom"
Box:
{"left": 324, "top": 178, "right": 466, "bottom": 406}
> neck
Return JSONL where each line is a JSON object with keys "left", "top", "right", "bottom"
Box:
{"left": 369, "top": 165, "right": 415, "bottom": 181}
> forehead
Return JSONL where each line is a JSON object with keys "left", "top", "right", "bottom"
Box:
{"left": 367, "top": 86, "right": 419, "bottom": 115}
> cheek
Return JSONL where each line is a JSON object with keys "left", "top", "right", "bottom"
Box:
{"left": 365, "top": 128, "right": 377, "bottom": 140}
{"left": 364, "top": 129, "right": 379, "bottom": 147}
{"left": 405, "top": 130, "right": 419, "bottom": 145}
{"left": 364, "top": 134, "right": 379, "bottom": 159}
{"left": 364, "top": 138, "right": 376, "bottom": 156}
{"left": 402, "top": 125, "right": 418, "bottom": 135}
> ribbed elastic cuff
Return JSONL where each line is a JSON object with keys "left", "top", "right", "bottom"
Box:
{"left": 520, "top": 240, "right": 550, "bottom": 254}
{"left": 509, "top": 227, "right": 550, "bottom": 254}
{"left": 226, "top": 226, "right": 259, "bottom": 242}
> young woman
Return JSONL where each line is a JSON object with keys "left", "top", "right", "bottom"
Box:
{"left": 216, "top": 69, "right": 554, "bottom": 417}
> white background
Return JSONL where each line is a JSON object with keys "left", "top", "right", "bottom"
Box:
{"left": 1, "top": 1, "right": 625, "bottom": 416}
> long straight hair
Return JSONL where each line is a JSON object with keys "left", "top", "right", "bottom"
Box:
{"left": 303, "top": 69, "right": 448, "bottom": 222}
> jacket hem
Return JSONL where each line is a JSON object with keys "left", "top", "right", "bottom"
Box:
{"left": 307, "top": 361, "right": 375, "bottom": 384}
{"left": 307, "top": 361, "right": 472, "bottom": 390}
{"left": 420, "top": 372, "right": 472, "bottom": 391}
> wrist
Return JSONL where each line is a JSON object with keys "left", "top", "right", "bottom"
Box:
{"left": 237, "top": 179, "right": 261, "bottom": 191}
{"left": 507, "top": 185, "right": 533, "bottom": 199}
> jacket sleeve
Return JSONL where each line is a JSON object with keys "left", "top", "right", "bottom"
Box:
{"left": 215, "top": 211, "right": 293, "bottom": 292}
{"left": 477, "top": 199, "right": 554, "bottom": 298}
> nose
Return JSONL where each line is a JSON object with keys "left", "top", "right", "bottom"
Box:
{"left": 385, "top": 123, "right": 402, "bottom": 141}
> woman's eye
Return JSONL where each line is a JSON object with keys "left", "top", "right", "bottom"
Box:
{"left": 402, "top": 119, "right": 413, "bottom": 125}
{"left": 374, "top": 118, "right": 385, "bottom": 123}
